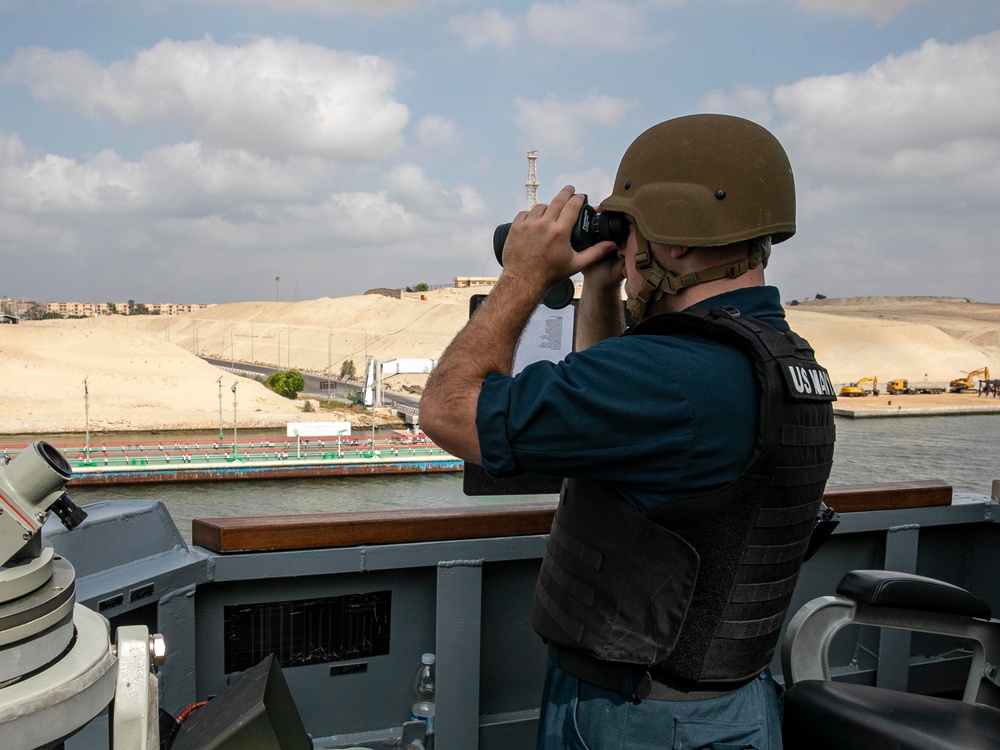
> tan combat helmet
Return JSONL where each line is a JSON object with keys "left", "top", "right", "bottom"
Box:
{"left": 600, "top": 114, "right": 795, "bottom": 320}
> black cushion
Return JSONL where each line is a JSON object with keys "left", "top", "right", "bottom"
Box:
{"left": 783, "top": 680, "right": 1000, "bottom": 750}
{"left": 837, "top": 570, "right": 992, "bottom": 620}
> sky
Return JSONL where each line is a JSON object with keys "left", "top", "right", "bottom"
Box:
{"left": 1, "top": 0, "right": 998, "bottom": 305}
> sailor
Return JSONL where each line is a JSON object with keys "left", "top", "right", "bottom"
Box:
{"left": 421, "top": 114, "right": 836, "bottom": 749}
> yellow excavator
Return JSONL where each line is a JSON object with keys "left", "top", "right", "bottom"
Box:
{"left": 949, "top": 367, "right": 990, "bottom": 393}
{"left": 840, "top": 376, "right": 878, "bottom": 397}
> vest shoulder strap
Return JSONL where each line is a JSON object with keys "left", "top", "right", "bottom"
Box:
{"left": 627, "top": 306, "right": 837, "bottom": 402}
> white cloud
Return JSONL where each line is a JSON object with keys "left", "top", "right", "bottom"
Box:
{"left": 774, "top": 32, "right": 1000, "bottom": 190}
{"left": 446, "top": 9, "right": 517, "bottom": 49}
{"left": 0, "top": 209, "right": 78, "bottom": 256}
{"left": 0, "top": 140, "right": 337, "bottom": 215}
{"left": 194, "top": 0, "right": 436, "bottom": 17}
{"left": 699, "top": 85, "right": 775, "bottom": 127}
{"left": 792, "top": 0, "right": 926, "bottom": 27}
{"left": 448, "top": 1, "right": 664, "bottom": 52}
{"left": 0, "top": 131, "right": 28, "bottom": 166}
{"left": 415, "top": 115, "right": 462, "bottom": 152}
{"left": 696, "top": 32, "right": 1000, "bottom": 210}
{"left": 525, "top": 0, "right": 664, "bottom": 50}
{"left": 515, "top": 93, "right": 637, "bottom": 158}
{"left": 386, "top": 163, "right": 485, "bottom": 218}
{"left": 697, "top": 32, "right": 1000, "bottom": 300}
{"left": 0, "top": 38, "right": 409, "bottom": 160}
{"left": 555, "top": 166, "right": 613, "bottom": 207}
{"left": 454, "top": 185, "right": 487, "bottom": 218}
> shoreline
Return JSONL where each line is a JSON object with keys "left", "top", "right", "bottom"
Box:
{"left": 68, "top": 451, "right": 462, "bottom": 486}
{"left": 834, "top": 405, "right": 1000, "bottom": 418}
{"left": 830, "top": 391, "right": 1000, "bottom": 418}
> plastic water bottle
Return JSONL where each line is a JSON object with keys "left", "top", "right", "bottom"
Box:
{"left": 410, "top": 652, "right": 436, "bottom": 747}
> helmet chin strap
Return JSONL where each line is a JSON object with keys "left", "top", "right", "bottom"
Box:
{"left": 626, "top": 229, "right": 771, "bottom": 321}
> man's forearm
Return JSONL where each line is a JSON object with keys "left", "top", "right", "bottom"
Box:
{"left": 576, "top": 279, "right": 625, "bottom": 350}
{"left": 421, "top": 273, "right": 547, "bottom": 463}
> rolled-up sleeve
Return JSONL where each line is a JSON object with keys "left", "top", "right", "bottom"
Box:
{"left": 476, "top": 371, "right": 520, "bottom": 477}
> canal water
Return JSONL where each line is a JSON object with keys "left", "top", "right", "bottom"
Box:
{"left": 8, "top": 415, "right": 1000, "bottom": 544}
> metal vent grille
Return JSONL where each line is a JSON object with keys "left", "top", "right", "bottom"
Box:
{"left": 223, "top": 590, "right": 391, "bottom": 673}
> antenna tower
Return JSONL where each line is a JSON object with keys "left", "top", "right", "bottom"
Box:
{"left": 525, "top": 150, "right": 539, "bottom": 209}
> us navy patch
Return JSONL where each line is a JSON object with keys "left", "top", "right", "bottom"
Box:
{"left": 780, "top": 361, "right": 837, "bottom": 401}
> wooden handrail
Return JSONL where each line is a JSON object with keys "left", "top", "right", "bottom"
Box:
{"left": 821, "top": 480, "right": 951, "bottom": 513}
{"left": 192, "top": 480, "right": 954, "bottom": 554}
{"left": 193, "top": 501, "right": 559, "bottom": 553}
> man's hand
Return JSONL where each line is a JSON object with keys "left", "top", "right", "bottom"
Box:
{"left": 421, "top": 186, "right": 619, "bottom": 463}
{"left": 501, "top": 186, "right": 617, "bottom": 290}
{"left": 581, "top": 247, "right": 625, "bottom": 291}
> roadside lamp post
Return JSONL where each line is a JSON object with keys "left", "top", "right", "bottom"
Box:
{"left": 275, "top": 276, "right": 281, "bottom": 302}
{"left": 231, "top": 382, "right": 238, "bottom": 457}
{"left": 217, "top": 376, "right": 224, "bottom": 440}
{"left": 83, "top": 377, "right": 90, "bottom": 464}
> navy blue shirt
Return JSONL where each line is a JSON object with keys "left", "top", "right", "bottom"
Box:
{"left": 475, "top": 286, "right": 789, "bottom": 515}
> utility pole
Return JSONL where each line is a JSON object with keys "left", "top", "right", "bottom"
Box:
{"left": 83, "top": 377, "right": 90, "bottom": 463}
{"left": 217, "top": 376, "right": 223, "bottom": 440}
{"left": 275, "top": 276, "right": 281, "bottom": 302}
{"left": 231, "top": 382, "right": 238, "bottom": 457}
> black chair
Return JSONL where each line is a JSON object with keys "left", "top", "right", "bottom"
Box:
{"left": 781, "top": 570, "right": 1000, "bottom": 749}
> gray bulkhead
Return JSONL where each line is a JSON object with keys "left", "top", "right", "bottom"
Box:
{"left": 44, "top": 488, "right": 1000, "bottom": 749}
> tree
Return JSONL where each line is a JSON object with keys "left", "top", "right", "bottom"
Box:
{"left": 265, "top": 370, "right": 305, "bottom": 399}
{"left": 815, "top": 293, "right": 827, "bottom": 300}
{"left": 339, "top": 359, "right": 357, "bottom": 380}
{"left": 413, "top": 282, "right": 429, "bottom": 292}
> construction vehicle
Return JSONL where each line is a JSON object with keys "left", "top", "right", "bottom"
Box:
{"left": 885, "top": 379, "right": 946, "bottom": 395}
{"left": 840, "top": 376, "right": 878, "bottom": 397}
{"left": 949, "top": 367, "right": 990, "bottom": 393}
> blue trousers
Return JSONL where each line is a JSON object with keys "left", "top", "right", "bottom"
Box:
{"left": 536, "top": 657, "right": 783, "bottom": 750}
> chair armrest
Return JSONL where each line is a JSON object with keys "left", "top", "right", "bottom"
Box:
{"left": 837, "top": 570, "right": 992, "bottom": 620}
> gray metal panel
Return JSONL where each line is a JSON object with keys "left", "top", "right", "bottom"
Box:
{"left": 205, "top": 535, "right": 548, "bottom": 582}
{"left": 877, "top": 524, "right": 919, "bottom": 690}
{"left": 835, "top": 499, "right": 995, "bottom": 534}
{"left": 194, "top": 567, "right": 438, "bottom": 740}
{"left": 44, "top": 500, "right": 187, "bottom": 576}
{"left": 158, "top": 584, "right": 200, "bottom": 715}
{"left": 35, "top": 494, "right": 1000, "bottom": 744}
{"left": 436, "top": 560, "right": 483, "bottom": 750}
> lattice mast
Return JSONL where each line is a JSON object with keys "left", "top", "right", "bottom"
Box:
{"left": 525, "top": 150, "right": 539, "bottom": 209}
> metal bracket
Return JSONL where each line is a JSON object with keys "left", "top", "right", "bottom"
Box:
{"left": 984, "top": 662, "right": 1000, "bottom": 689}
{"left": 113, "top": 625, "right": 166, "bottom": 750}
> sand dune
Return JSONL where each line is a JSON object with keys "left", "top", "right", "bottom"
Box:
{"left": 2, "top": 289, "right": 998, "bottom": 435}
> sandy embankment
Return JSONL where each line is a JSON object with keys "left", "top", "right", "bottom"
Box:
{"left": 2, "top": 290, "right": 998, "bottom": 435}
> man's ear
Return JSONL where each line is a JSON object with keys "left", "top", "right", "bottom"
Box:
{"left": 667, "top": 245, "right": 692, "bottom": 259}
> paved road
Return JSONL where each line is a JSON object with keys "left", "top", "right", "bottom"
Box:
{"left": 200, "top": 357, "right": 421, "bottom": 412}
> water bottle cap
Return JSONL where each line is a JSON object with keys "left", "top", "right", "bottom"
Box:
{"left": 421, "top": 653, "right": 435, "bottom": 665}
